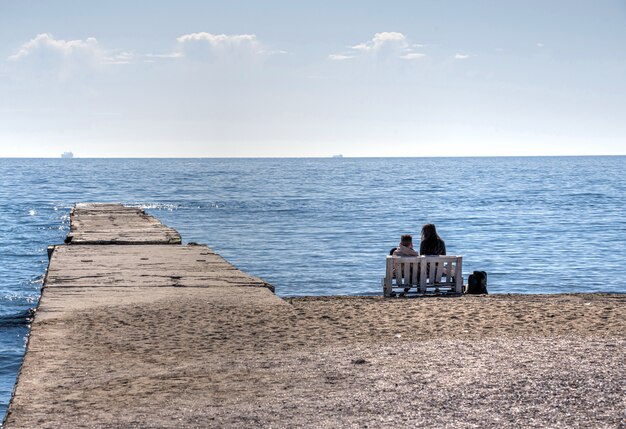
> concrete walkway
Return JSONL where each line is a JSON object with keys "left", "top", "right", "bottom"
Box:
{"left": 4, "top": 204, "right": 281, "bottom": 428}
{"left": 66, "top": 203, "right": 182, "bottom": 245}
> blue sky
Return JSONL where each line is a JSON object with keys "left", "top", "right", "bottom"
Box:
{"left": 1, "top": 0, "right": 625, "bottom": 157}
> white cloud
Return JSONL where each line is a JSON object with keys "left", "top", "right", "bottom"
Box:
{"left": 8, "top": 33, "right": 134, "bottom": 68}
{"left": 141, "top": 32, "right": 273, "bottom": 64}
{"left": 175, "top": 32, "right": 263, "bottom": 59}
{"left": 146, "top": 52, "right": 184, "bottom": 59}
{"left": 8, "top": 33, "right": 103, "bottom": 64}
{"left": 262, "top": 49, "right": 289, "bottom": 55}
{"left": 332, "top": 32, "right": 425, "bottom": 61}
{"left": 400, "top": 53, "right": 426, "bottom": 60}
{"left": 328, "top": 54, "right": 355, "bottom": 61}
{"left": 352, "top": 32, "right": 408, "bottom": 53}
{"left": 454, "top": 53, "right": 471, "bottom": 60}
{"left": 537, "top": 42, "right": 544, "bottom": 48}
{"left": 104, "top": 51, "right": 134, "bottom": 64}
{"left": 177, "top": 32, "right": 257, "bottom": 46}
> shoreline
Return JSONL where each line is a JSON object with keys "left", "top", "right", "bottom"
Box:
{"left": 281, "top": 290, "right": 626, "bottom": 298}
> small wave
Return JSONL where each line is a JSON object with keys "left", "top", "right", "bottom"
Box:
{"left": 130, "top": 203, "right": 184, "bottom": 211}
{"left": 132, "top": 202, "right": 225, "bottom": 210}
{"left": 0, "top": 309, "right": 34, "bottom": 328}
{"left": 566, "top": 192, "right": 610, "bottom": 198}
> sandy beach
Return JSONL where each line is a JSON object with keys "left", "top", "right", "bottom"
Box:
{"left": 6, "top": 292, "right": 625, "bottom": 428}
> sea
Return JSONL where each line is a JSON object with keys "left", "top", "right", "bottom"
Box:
{"left": 1, "top": 156, "right": 625, "bottom": 417}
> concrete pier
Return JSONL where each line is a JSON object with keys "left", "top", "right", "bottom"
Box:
{"left": 65, "top": 203, "right": 182, "bottom": 245}
{"left": 4, "top": 204, "right": 282, "bottom": 428}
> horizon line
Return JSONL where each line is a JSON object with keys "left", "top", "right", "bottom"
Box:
{"left": 0, "top": 154, "right": 625, "bottom": 160}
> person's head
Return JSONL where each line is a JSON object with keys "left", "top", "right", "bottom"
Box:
{"left": 421, "top": 224, "right": 438, "bottom": 241}
{"left": 400, "top": 234, "right": 413, "bottom": 247}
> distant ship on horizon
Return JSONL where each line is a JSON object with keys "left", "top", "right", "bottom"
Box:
{"left": 332, "top": 154, "right": 343, "bottom": 158}
{"left": 61, "top": 152, "right": 74, "bottom": 159}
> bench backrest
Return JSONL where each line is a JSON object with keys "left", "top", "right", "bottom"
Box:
{"left": 384, "top": 255, "right": 463, "bottom": 296}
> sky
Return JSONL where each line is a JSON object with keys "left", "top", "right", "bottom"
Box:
{"left": 0, "top": 0, "right": 625, "bottom": 157}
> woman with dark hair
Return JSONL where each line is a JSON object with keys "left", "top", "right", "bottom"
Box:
{"left": 420, "top": 224, "right": 446, "bottom": 255}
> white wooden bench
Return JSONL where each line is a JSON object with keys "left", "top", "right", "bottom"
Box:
{"left": 383, "top": 255, "right": 463, "bottom": 297}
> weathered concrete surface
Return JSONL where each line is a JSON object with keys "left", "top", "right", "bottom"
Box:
{"left": 4, "top": 203, "right": 283, "bottom": 428}
{"left": 45, "top": 244, "right": 272, "bottom": 290}
{"left": 4, "top": 287, "right": 290, "bottom": 429}
{"left": 66, "top": 203, "right": 181, "bottom": 245}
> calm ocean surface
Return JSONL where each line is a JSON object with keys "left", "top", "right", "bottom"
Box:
{"left": 1, "top": 156, "right": 625, "bottom": 416}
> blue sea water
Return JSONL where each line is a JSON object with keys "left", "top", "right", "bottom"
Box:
{"left": 0, "top": 156, "right": 625, "bottom": 417}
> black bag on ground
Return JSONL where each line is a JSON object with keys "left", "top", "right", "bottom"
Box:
{"left": 467, "top": 271, "right": 488, "bottom": 294}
